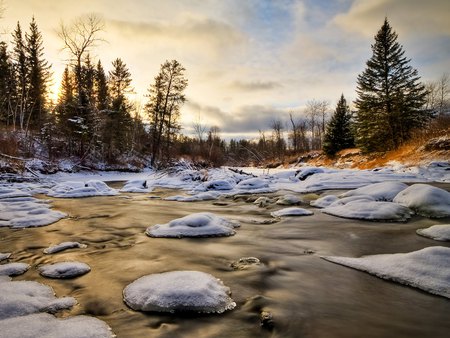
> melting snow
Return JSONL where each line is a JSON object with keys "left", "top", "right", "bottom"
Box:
{"left": 0, "top": 262, "right": 30, "bottom": 276}
{"left": 271, "top": 207, "right": 313, "bottom": 217}
{"left": 322, "top": 246, "right": 450, "bottom": 299}
{"left": 43, "top": 242, "right": 87, "bottom": 254}
{"left": 123, "top": 270, "right": 236, "bottom": 313}
{"left": 146, "top": 212, "right": 239, "bottom": 238}
{"left": 47, "top": 180, "right": 118, "bottom": 198}
{"left": 417, "top": 224, "right": 450, "bottom": 241}
{"left": 39, "top": 262, "right": 91, "bottom": 279}
{"left": 340, "top": 181, "right": 408, "bottom": 201}
{"left": 119, "top": 179, "right": 152, "bottom": 193}
{"left": 310, "top": 195, "right": 339, "bottom": 208}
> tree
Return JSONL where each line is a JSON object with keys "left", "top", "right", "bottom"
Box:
{"left": 354, "top": 18, "right": 429, "bottom": 152}
{"left": 323, "top": 94, "right": 354, "bottom": 156}
{"left": 146, "top": 59, "right": 188, "bottom": 166}
{"left": 12, "top": 22, "right": 28, "bottom": 130}
{"left": 270, "top": 118, "right": 286, "bottom": 160}
{"left": 0, "top": 41, "right": 16, "bottom": 126}
{"left": 305, "top": 99, "right": 329, "bottom": 150}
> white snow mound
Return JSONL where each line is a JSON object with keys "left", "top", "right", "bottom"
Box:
{"left": 236, "top": 178, "right": 269, "bottom": 190}
{"left": 120, "top": 179, "right": 152, "bottom": 193}
{"left": 39, "top": 262, "right": 91, "bottom": 279}
{"left": 271, "top": 207, "right": 313, "bottom": 217}
{"left": 310, "top": 195, "right": 339, "bottom": 208}
{"left": 146, "top": 212, "right": 239, "bottom": 238}
{"left": 123, "top": 270, "right": 236, "bottom": 313}
{"left": 322, "top": 246, "right": 450, "bottom": 299}
{"left": 276, "top": 194, "right": 301, "bottom": 205}
{"left": 0, "top": 262, "right": 30, "bottom": 276}
{"left": 340, "top": 181, "right": 408, "bottom": 201}
{"left": 43, "top": 242, "right": 87, "bottom": 254}
{"left": 417, "top": 224, "right": 450, "bottom": 241}
{"left": 48, "top": 180, "right": 118, "bottom": 198}
{"left": 0, "top": 252, "right": 11, "bottom": 262}
{"left": 393, "top": 184, "right": 450, "bottom": 218}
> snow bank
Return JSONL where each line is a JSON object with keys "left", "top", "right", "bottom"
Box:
{"left": 0, "top": 188, "right": 31, "bottom": 199}
{"left": 202, "top": 179, "right": 235, "bottom": 191}
{"left": 393, "top": 184, "right": 450, "bottom": 218}
{"left": 271, "top": 207, "right": 313, "bottom": 217}
{"left": 322, "top": 246, "right": 450, "bottom": 299}
{"left": 310, "top": 195, "right": 339, "bottom": 208}
{"left": 417, "top": 224, "right": 450, "bottom": 241}
{"left": 123, "top": 271, "right": 236, "bottom": 313}
{"left": 120, "top": 179, "right": 152, "bottom": 193}
{"left": 146, "top": 212, "right": 239, "bottom": 238}
{"left": 235, "top": 178, "right": 272, "bottom": 194}
{"left": 323, "top": 200, "right": 412, "bottom": 221}
{"left": 47, "top": 180, "right": 118, "bottom": 198}
{"left": 0, "top": 263, "right": 30, "bottom": 276}
{"left": 39, "top": 262, "right": 91, "bottom": 279}
{"left": 43, "top": 242, "right": 87, "bottom": 254}
{"left": 340, "top": 181, "right": 408, "bottom": 201}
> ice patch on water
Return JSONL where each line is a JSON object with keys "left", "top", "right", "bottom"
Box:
{"left": 417, "top": 224, "right": 450, "bottom": 241}
{"left": 271, "top": 207, "right": 313, "bottom": 217}
{"left": 0, "top": 262, "right": 29, "bottom": 276}
{"left": 43, "top": 242, "right": 87, "bottom": 254}
{"left": 39, "top": 262, "right": 91, "bottom": 279}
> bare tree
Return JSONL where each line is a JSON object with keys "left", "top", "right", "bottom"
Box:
{"left": 425, "top": 73, "right": 450, "bottom": 116}
{"left": 270, "top": 118, "right": 285, "bottom": 160}
{"left": 288, "top": 112, "right": 309, "bottom": 153}
{"left": 305, "top": 99, "right": 329, "bottom": 150}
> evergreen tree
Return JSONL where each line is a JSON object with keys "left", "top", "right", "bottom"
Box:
{"left": 323, "top": 94, "right": 354, "bottom": 156}
{"left": 0, "top": 41, "right": 16, "bottom": 126}
{"left": 94, "top": 60, "right": 109, "bottom": 112}
{"left": 12, "top": 22, "right": 28, "bottom": 130}
{"left": 354, "top": 18, "right": 429, "bottom": 152}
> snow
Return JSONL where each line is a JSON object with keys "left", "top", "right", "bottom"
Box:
{"left": 0, "top": 313, "right": 115, "bottom": 338}
{"left": 323, "top": 200, "right": 412, "bottom": 221}
{"left": 0, "top": 188, "right": 31, "bottom": 199}
{"left": 310, "top": 195, "right": 339, "bottom": 208}
{"left": 0, "top": 279, "right": 76, "bottom": 319}
{"left": 393, "top": 184, "right": 450, "bottom": 218}
{"left": 340, "top": 181, "right": 408, "bottom": 201}
{"left": 202, "top": 179, "right": 235, "bottom": 191}
{"left": 164, "top": 191, "right": 221, "bottom": 202}
{"left": 276, "top": 194, "right": 301, "bottom": 205}
{"left": 322, "top": 246, "right": 450, "bottom": 299}
{"left": 123, "top": 270, "right": 236, "bottom": 313}
{"left": 0, "top": 263, "right": 30, "bottom": 276}
{"left": 271, "top": 207, "right": 314, "bottom": 217}
{"left": 146, "top": 212, "right": 239, "bottom": 238}
{"left": 235, "top": 178, "right": 272, "bottom": 194}
{"left": 39, "top": 262, "right": 91, "bottom": 279}
{"left": 43, "top": 242, "right": 87, "bottom": 254}
{"left": 47, "top": 180, "right": 118, "bottom": 198}
{"left": 417, "top": 224, "right": 450, "bottom": 241}
{"left": 0, "top": 252, "right": 11, "bottom": 262}
{"left": 295, "top": 167, "right": 324, "bottom": 180}
{"left": 119, "top": 179, "right": 152, "bottom": 193}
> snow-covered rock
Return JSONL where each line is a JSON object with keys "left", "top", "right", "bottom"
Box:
{"left": 295, "top": 167, "right": 324, "bottom": 180}
{"left": 48, "top": 180, "right": 118, "bottom": 198}
{"left": 340, "top": 181, "right": 408, "bottom": 201}
{"left": 0, "top": 279, "right": 76, "bottom": 319}
{"left": 235, "top": 178, "right": 270, "bottom": 191}
{"left": 0, "top": 252, "right": 11, "bottom": 262}
{"left": 323, "top": 200, "right": 412, "bottom": 221}
{"left": 271, "top": 207, "right": 313, "bottom": 217}
{"left": 0, "top": 263, "right": 30, "bottom": 276}
{"left": 310, "top": 195, "right": 339, "bottom": 208}
{"left": 43, "top": 242, "right": 87, "bottom": 254}
{"left": 146, "top": 212, "right": 239, "bottom": 238}
{"left": 123, "top": 271, "right": 236, "bottom": 313}
{"left": 120, "top": 179, "right": 152, "bottom": 193}
{"left": 393, "top": 184, "right": 450, "bottom": 218}
{"left": 39, "top": 262, "right": 91, "bottom": 279}
{"left": 230, "top": 257, "right": 261, "bottom": 270}
{"left": 203, "top": 179, "right": 235, "bottom": 191}
{"left": 276, "top": 194, "right": 301, "bottom": 205}
{"left": 0, "top": 313, "right": 115, "bottom": 338}
{"left": 322, "top": 246, "right": 450, "bottom": 299}
{"left": 417, "top": 224, "right": 450, "bottom": 241}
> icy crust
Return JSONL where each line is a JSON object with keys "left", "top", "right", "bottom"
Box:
{"left": 39, "top": 262, "right": 91, "bottom": 279}
{"left": 310, "top": 195, "right": 339, "bottom": 208}
{"left": 0, "top": 197, "right": 67, "bottom": 228}
{"left": 393, "top": 184, "right": 450, "bottom": 218}
{"left": 340, "top": 181, "right": 408, "bottom": 201}
{"left": 271, "top": 207, "right": 313, "bottom": 217}
{"left": 0, "top": 313, "right": 115, "bottom": 338}
{"left": 47, "top": 180, "right": 118, "bottom": 198}
{"left": 417, "top": 224, "right": 450, "bottom": 241}
{"left": 322, "top": 200, "right": 412, "bottom": 221}
{"left": 0, "top": 263, "right": 30, "bottom": 276}
{"left": 322, "top": 247, "right": 450, "bottom": 299}
{"left": 0, "top": 279, "right": 76, "bottom": 319}
{"left": 120, "top": 179, "right": 152, "bottom": 193}
{"left": 123, "top": 271, "right": 236, "bottom": 313}
{"left": 146, "top": 212, "right": 239, "bottom": 238}
{"left": 43, "top": 242, "right": 87, "bottom": 254}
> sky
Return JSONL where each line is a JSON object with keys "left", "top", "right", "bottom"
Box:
{"left": 2, "top": 0, "right": 450, "bottom": 139}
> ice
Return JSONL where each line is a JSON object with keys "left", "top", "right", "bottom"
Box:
{"left": 235, "top": 178, "right": 272, "bottom": 194}
{"left": 47, "top": 180, "right": 118, "bottom": 198}
{"left": 119, "top": 179, "right": 152, "bottom": 193}
{"left": 340, "top": 181, "right": 408, "bottom": 201}
{"left": 0, "top": 263, "right": 29, "bottom": 276}
{"left": 417, "top": 224, "right": 450, "bottom": 241}
{"left": 295, "top": 167, "right": 325, "bottom": 180}
{"left": 0, "top": 313, "right": 115, "bottom": 338}
{"left": 276, "top": 194, "right": 301, "bottom": 205}
{"left": 271, "top": 207, "right": 313, "bottom": 217}
{"left": 322, "top": 246, "right": 450, "bottom": 299}
{"left": 146, "top": 212, "right": 239, "bottom": 238}
{"left": 393, "top": 184, "right": 450, "bottom": 218}
{"left": 123, "top": 270, "right": 236, "bottom": 313}
{"left": 43, "top": 242, "right": 87, "bottom": 254}
{"left": 0, "top": 279, "right": 76, "bottom": 319}
{"left": 39, "top": 262, "right": 91, "bottom": 279}
{"left": 323, "top": 200, "right": 412, "bottom": 221}
{"left": 310, "top": 195, "right": 339, "bottom": 208}
{"left": 0, "top": 252, "right": 11, "bottom": 262}
{"left": 164, "top": 191, "right": 221, "bottom": 202}
{"left": 0, "top": 188, "right": 31, "bottom": 199}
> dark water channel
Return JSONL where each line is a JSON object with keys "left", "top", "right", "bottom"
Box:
{"left": 2, "top": 184, "right": 450, "bottom": 338}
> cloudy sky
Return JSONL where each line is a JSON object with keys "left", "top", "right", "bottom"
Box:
{"left": 2, "top": 0, "right": 449, "bottom": 139}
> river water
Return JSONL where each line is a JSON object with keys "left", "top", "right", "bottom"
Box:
{"left": 2, "top": 184, "right": 450, "bottom": 338}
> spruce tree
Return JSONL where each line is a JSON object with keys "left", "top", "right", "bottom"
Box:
{"left": 323, "top": 94, "right": 354, "bottom": 156}
{"left": 0, "top": 41, "right": 16, "bottom": 126}
{"left": 12, "top": 22, "right": 28, "bottom": 130}
{"left": 354, "top": 18, "right": 429, "bottom": 152}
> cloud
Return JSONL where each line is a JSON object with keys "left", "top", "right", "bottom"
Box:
{"left": 229, "top": 80, "right": 282, "bottom": 92}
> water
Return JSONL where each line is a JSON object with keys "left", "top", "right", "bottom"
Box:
{"left": 2, "top": 185, "right": 450, "bottom": 338}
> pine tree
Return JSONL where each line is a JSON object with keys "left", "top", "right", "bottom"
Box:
{"left": 12, "top": 22, "right": 28, "bottom": 130}
{"left": 323, "top": 94, "right": 354, "bottom": 156}
{"left": 354, "top": 18, "right": 430, "bottom": 152}
{"left": 94, "top": 60, "right": 109, "bottom": 112}
{"left": 0, "top": 41, "right": 16, "bottom": 126}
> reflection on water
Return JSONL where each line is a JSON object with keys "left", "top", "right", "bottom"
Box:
{"left": 2, "top": 186, "right": 450, "bottom": 338}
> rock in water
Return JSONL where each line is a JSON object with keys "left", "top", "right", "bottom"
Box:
{"left": 39, "top": 262, "right": 91, "bottom": 279}
{"left": 123, "top": 270, "right": 236, "bottom": 313}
